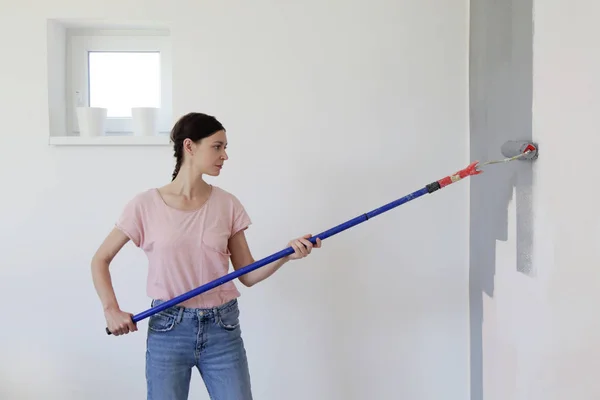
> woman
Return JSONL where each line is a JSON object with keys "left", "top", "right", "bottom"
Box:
{"left": 91, "top": 112, "right": 321, "bottom": 400}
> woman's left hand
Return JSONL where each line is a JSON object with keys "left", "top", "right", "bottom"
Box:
{"left": 286, "top": 234, "right": 322, "bottom": 260}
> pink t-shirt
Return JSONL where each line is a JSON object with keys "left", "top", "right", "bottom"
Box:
{"left": 115, "top": 185, "right": 252, "bottom": 309}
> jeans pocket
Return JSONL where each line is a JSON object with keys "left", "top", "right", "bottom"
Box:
{"left": 217, "top": 304, "right": 240, "bottom": 331}
{"left": 148, "top": 311, "right": 177, "bottom": 332}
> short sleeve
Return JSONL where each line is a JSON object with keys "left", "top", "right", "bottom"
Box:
{"left": 231, "top": 195, "right": 252, "bottom": 237}
{"left": 115, "top": 194, "right": 145, "bottom": 247}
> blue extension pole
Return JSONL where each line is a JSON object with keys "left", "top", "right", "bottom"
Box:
{"left": 106, "top": 161, "right": 482, "bottom": 335}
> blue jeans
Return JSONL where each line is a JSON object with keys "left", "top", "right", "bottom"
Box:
{"left": 145, "top": 298, "right": 253, "bottom": 400}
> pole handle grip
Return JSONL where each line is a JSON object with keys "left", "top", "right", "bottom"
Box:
{"left": 105, "top": 315, "right": 135, "bottom": 335}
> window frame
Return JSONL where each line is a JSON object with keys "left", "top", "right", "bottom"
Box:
{"left": 66, "top": 29, "right": 172, "bottom": 135}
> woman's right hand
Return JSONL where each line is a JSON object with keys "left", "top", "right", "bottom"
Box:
{"left": 104, "top": 307, "right": 137, "bottom": 336}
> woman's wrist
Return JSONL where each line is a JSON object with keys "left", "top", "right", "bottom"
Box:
{"left": 103, "top": 301, "right": 119, "bottom": 312}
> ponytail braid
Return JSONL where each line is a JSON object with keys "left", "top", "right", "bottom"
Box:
{"left": 172, "top": 153, "right": 183, "bottom": 181}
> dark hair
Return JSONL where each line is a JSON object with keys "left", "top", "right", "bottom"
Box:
{"left": 170, "top": 112, "right": 225, "bottom": 180}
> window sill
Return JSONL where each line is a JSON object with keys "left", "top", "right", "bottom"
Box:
{"left": 49, "top": 135, "right": 171, "bottom": 146}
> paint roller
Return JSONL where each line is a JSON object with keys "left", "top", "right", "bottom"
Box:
{"left": 106, "top": 140, "right": 538, "bottom": 335}
{"left": 501, "top": 140, "right": 538, "bottom": 160}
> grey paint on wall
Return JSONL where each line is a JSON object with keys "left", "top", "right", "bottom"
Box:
{"left": 469, "top": 0, "right": 534, "bottom": 398}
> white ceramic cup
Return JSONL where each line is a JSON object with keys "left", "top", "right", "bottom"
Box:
{"left": 132, "top": 107, "right": 160, "bottom": 136}
{"left": 76, "top": 107, "right": 107, "bottom": 137}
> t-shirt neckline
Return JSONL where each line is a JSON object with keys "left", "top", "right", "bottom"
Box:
{"left": 153, "top": 185, "right": 214, "bottom": 213}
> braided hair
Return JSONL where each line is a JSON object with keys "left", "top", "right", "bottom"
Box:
{"left": 169, "top": 112, "right": 225, "bottom": 181}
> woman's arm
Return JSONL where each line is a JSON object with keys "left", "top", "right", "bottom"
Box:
{"left": 228, "top": 230, "right": 322, "bottom": 287}
{"left": 91, "top": 227, "right": 138, "bottom": 335}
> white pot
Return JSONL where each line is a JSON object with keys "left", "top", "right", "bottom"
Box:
{"left": 132, "top": 107, "right": 159, "bottom": 136}
{"left": 76, "top": 107, "right": 107, "bottom": 137}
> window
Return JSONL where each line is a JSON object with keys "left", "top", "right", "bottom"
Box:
{"left": 88, "top": 51, "right": 161, "bottom": 117}
{"left": 67, "top": 29, "right": 172, "bottom": 135}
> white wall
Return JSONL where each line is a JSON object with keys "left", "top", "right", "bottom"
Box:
{"left": 0, "top": 1, "right": 470, "bottom": 399}
{"left": 480, "top": 0, "right": 600, "bottom": 399}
